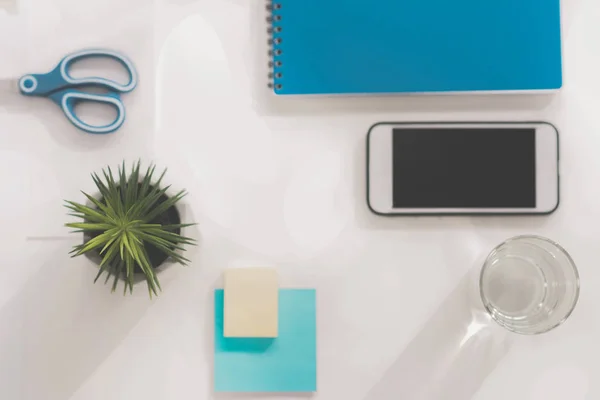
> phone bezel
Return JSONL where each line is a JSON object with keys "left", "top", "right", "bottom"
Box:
{"left": 367, "top": 122, "right": 559, "bottom": 216}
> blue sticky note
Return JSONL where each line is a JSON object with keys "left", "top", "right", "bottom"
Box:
{"left": 214, "top": 289, "right": 317, "bottom": 393}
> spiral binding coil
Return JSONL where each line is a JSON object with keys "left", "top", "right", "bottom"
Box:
{"left": 267, "top": 1, "right": 283, "bottom": 91}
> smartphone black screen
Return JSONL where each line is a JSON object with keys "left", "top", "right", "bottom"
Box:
{"left": 392, "top": 128, "right": 536, "bottom": 208}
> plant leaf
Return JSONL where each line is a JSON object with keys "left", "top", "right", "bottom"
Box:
{"left": 112, "top": 260, "right": 123, "bottom": 293}
{"left": 69, "top": 244, "right": 84, "bottom": 255}
{"left": 124, "top": 163, "right": 136, "bottom": 213}
{"left": 64, "top": 201, "right": 110, "bottom": 223}
{"left": 135, "top": 231, "right": 186, "bottom": 253}
{"left": 74, "top": 231, "right": 114, "bottom": 256}
{"left": 125, "top": 251, "right": 134, "bottom": 294}
{"left": 104, "top": 166, "right": 124, "bottom": 219}
{"left": 121, "top": 232, "right": 137, "bottom": 261}
{"left": 99, "top": 232, "right": 120, "bottom": 255}
{"left": 139, "top": 246, "right": 161, "bottom": 295}
{"left": 138, "top": 164, "right": 156, "bottom": 199}
{"left": 119, "top": 161, "right": 127, "bottom": 205}
{"left": 91, "top": 172, "right": 120, "bottom": 217}
{"left": 143, "top": 190, "right": 187, "bottom": 223}
{"left": 141, "top": 240, "right": 190, "bottom": 265}
{"left": 65, "top": 223, "right": 113, "bottom": 231}
{"left": 160, "top": 223, "right": 197, "bottom": 231}
{"left": 81, "top": 191, "right": 117, "bottom": 221}
{"left": 154, "top": 167, "right": 168, "bottom": 191}
{"left": 105, "top": 261, "right": 117, "bottom": 284}
{"left": 129, "top": 185, "right": 172, "bottom": 219}
{"left": 119, "top": 234, "right": 125, "bottom": 260}
{"left": 94, "top": 242, "right": 120, "bottom": 283}
{"left": 141, "top": 228, "right": 195, "bottom": 245}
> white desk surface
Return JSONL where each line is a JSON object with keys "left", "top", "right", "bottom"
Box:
{"left": 0, "top": 0, "right": 599, "bottom": 399}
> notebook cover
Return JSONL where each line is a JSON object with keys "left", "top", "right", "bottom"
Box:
{"left": 214, "top": 289, "right": 317, "bottom": 393}
{"left": 268, "top": 0, "right": 562, "bottom": 95}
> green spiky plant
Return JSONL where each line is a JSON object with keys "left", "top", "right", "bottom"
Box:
{"left": 65, "top": 161, "right": 196, "bottom": 297}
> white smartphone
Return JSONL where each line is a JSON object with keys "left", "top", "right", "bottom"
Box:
{"left": 367, "top": 122, "right": 559, "bottom": 216}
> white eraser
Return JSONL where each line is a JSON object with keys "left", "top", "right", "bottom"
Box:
{"left": 224, "top": 268, "right": 278, "bottom": 338}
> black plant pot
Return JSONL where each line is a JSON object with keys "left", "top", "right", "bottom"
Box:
{"left": 83, "top": 190, "right": 182, "bottom": 273}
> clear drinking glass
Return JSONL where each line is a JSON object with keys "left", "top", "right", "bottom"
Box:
{"left": 480, "top": 235, "right": 580, "bottom": 335}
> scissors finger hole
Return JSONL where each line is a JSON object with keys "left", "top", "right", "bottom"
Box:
{"left": 67, "top": 55, "right": 133, "bottom": 88}
{"left": 19, "top": 75, "right": 38, "bottom": 93}
{"left": 71, "top": 99, "right": 120, "bottom": 130}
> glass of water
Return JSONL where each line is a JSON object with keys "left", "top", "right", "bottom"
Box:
{"left": 365, "top": 235, "right": 580, "bottom": 400}
{"left": 480, "top": 235, "right": 580, "bottom": 335}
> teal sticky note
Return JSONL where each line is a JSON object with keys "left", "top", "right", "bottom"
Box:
{"left": 214, "top": 289, "right": 317, "bottom": 393}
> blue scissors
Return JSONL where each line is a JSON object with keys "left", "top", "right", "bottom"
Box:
{"left": 17, "top": 49, "right": 138, "bottom": 134}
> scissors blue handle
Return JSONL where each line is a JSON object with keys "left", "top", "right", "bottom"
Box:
{"left": 18, "top": 49, "right": 138, "bottom": 134}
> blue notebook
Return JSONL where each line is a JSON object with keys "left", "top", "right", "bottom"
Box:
{"left": 268, "top": 0, "right": 562, "bottom": 95}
